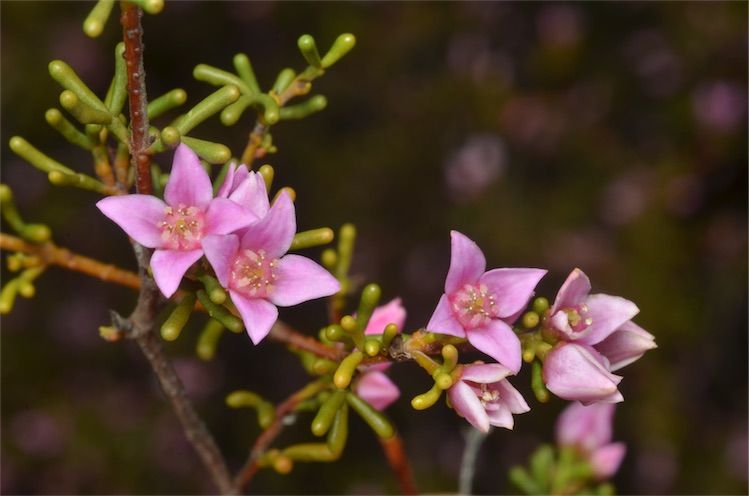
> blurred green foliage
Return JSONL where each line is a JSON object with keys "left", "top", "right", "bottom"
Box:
{"left": 1, "top": 2, "right": 746, "bottom": 494}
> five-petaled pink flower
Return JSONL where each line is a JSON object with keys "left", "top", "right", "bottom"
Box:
{"left": 542, "top": 268, "right": 647, "bottom": 404}
{"left": 448, "top": 362, "right": 530, "bottom": 432}
{"left": 202, "top": 191, "right": 340, "bottom": 344}
{"left": 353, "top": 298, "right": 407, "bottom": 410}
{"left": 97, "top": 144, "right": 254, "bottom": 298}
{"left": 426, "top": 231, "right": 546, "bottom": 373}
{"left": 556, "top": 401, "right": 626, "bottom": 480}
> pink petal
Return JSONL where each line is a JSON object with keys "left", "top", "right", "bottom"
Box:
{"left": 425, "top": 294, "right": 466, "bottom": 338}
{"left": 543, "top": 344, "right": 623, "bottom": 404}
{"left": 229, "top": 291, "right": 278, "bottom": 344}
{"left": 591, "top": 442, "right": 626, "bottom": 479}
{"left": 479, "top": 268, "right": 547, "bottom": 318}
{"left": 466, "top": 319, "right": 522, "bottom": 373}
{"left": 216, "top": 162, "right": 238, "bottom": 198}
{"left": 164, "top": 144, "right": 213, "bottom": 209}
{"left": 354, "top": 370, "right": 400, "bottom": 411}
{"left": 551, "top": 268, "right": 591, "bottom": 314}
{"left": 578, "top": 294, "right": 640, "bottom": 345}
{"left": 229, "top": 171, "right": 270, "bottom": 219}
{"left": 486, "top": 403, "right": 514, "bottom": 429}
{"left": 204, "top": 197, "right": 256, "bottom": 235}
{"left": 556, "top": 401, "right": 614, "bottom": 452}
{"left": 595, "top": 321, "right": 656, "bottom": 371}
{"left": 364, "top": 298, "right": 407, "bottom": 335}
{"left": 240, "top": 191, "right": 295, "bottom": 258}
{"left": 460, "top": 363, "right": 512, "bottom": 384}
{"left": 269, "top": 254, "right": 340, "bottom": 307}
{"left": 201, "top": 234, "right": 240, "bottom": 287}
{"left": 494, "top": 379, "right": 530, "bottom": 414}
{"left": 97, "top": 195, "right": 167, "bottom": 248}
{"left": 445, "top": 230, "right": 486, "bottom": 293}
{"left": 448, "top": 381, "right": 490, "bottom": 433}
{"left": 150, "top": 249, "right": 203, "bottom": 298}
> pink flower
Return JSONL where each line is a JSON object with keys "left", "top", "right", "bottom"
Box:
{"left": 202, "top": 191, "right": 340, "bottom": 344}
{"left": 97, "top": 144, "right": 254, "bottom": 297}
{"left": 217, "top": 163, "right": 270, "bottom": 221}
{"left": 363, "top": 298, "right": 406, "bottom": 335}
{"left": 353, "top": 298, "right": 406, "bottom": 410}
{"left": 354, "top": 369, "right": 400, "bottom": 411}
{"left": 542, "top": 269, "right": 645, "bottom": 404}
{"left": 555, "top": 401, "right": 626, "bottom": 479}
{"left": 448, "top": 363, "right": 530, "bottom": 432}
{"left": 426, "top": 231, "right": 546, "bottom": 372}
{"left": 595, "top": 320, "right": 657, "bottom": 372}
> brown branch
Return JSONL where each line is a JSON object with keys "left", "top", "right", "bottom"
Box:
{"left": 0, "top": 233, "right": 140, "bottom": 289}
{"left": 268, "top": 320, "right": 344, "bottom": 361}
{"left": 120, "top": 1, "right": 152, "bottom": 194}
{"left": 232, "top": 379, "right": 330, "bottom": 493}
{"left": 380, "top": 434, "right": 418, "bottom": 495}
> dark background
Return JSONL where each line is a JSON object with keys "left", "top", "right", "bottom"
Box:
{"left": 1, "top": 2, "right": 747, "bottom": 494}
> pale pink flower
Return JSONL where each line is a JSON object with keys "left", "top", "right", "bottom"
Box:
{"left": 353, "top": 298, "right": 406, "bottom": 410}
{"left": 354, "top": 369, "right": 400, "bottom": 411}
{"left": 363, "top": 298, "right": 407, "bottom": 335}
{"left": 202, "top": 192, "right": 340, "bottom": 344}
{"left": 97, "top": 144, "right": 254, "bottom": 297}
{"left": 426, "top": 231, "right": 546, "bottom": 373}
{"left": 542, "top": 269, "right": 646, "bottom": 403}
{"left": 595, "top": 320, "right": 656, "bottom": 372}
{"left": 448, "top": 363, "right": 529, "bottom": 432}
{"left": 217, "top": 163, "right": 270, "bottom": 221}
{"left": 556, "top": 401, "right": 626, "bottom": 479}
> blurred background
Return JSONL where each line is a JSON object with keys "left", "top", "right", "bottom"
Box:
{"left": 1, "top": 2, "right": 746, "bottom": 494}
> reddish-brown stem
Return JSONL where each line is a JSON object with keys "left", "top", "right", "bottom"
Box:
{"left": 0, "top": 233, "right": 140, "bottom": 289}
{"left": 232, "top": 380, "right": 329, "bottom": 493}
{"left": 380, "top": 434, "right": 419, "bottom": 495}
{"left": 120, "top": 1, "right": 152, "bottom": 194}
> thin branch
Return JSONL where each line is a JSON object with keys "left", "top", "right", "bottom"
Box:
{"left": 459, "top": 427, "right": 490, "bottom": 495}
{"left": 232, "top": 379, "right": 330, "bottom": 493}
{"left": 0, "top": 233, "right": 140, "bottom": 289}
{"left": 120, "top": 1, "right": 152, "bottom": 194}
{"left": 379, "top": 434, "right": 418, "bottom": 495}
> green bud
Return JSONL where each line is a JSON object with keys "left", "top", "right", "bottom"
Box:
{"left": 160, "top": 292, "right": 196, "bottom": 341}
{"left": 298, "top": 35, "right": 323, "bottom": 69}
{"left": 441, "top": 344, "right": 458, "bottom": 372}
{"left": 311, "top": 389, "right": 346, "bottom": 436}
{"left": 312, "top": 358, "right": 337, "bottom": 375}
{"left": 280, "top": 95, "right": 327, "bottom": 121}
{"left": 198, "top": 275, "right": 226, "bottom": 305}
{"left": 147, "top": 89, "right": 187, "bottom": 119}
{"left": 291, "top": 227, "right": 334, "bottom": 251}
{"left": 60, "top": 89, "right": 112, "bottom": 124}
{"left": 363, "top": 338, "right": 381, "bottom": 357}
{"left": 321, "top": 33, "right": 356, "bottom": 69}
{"left": 99, "top": 325, "right": 123, "bottom": 342}
{"left": 83, "top": 0, "right": 115, "bottom": 38}
{"left": 21, "top": 224, "right": 52, "bottom": 243}
{"left": 355, "top": 283, "right": 381, "bottom": 331}
{"left": 171, "top": 85, "right": 241, "bottom": 136}
{"left": 411, "top": 384, "right": 442, "bottom": 410}
{"left": 220, "top": 95, "right": 251, "bottom": 126}
{"left": 333, "top": 351, "right": 363, "bottom": 389}
{"left": 272, "top": 68, "right": 297, "bottom": 94}
{"left": 335, "top": 223, "right": 356, "bottom": 280}
{"left": 325, "top": 324, "right": 346, "bottom": 342}
{"left": 382, "top": 323, "right": 398, "bottom": 349}
{"left": 181, "top": 136, "right": 231, "bottom": 165}
{"left": 45, "top": 108, "right": 93, "bottom": 149}
{"left": 531, "top": 360, "right": 550, "bottom": 403}
{"left": 196, "top": 290, "right": 243, "bottom": 333}
{"left": 196, "top": 319, "right": 225, "bottom": 361}
{"left": 530, "top": 444, "right": 555, "bottom": 489}
{"left": 232, "top": 53, "right": 261, "bottom": 94}
{"left": 48, "top": 170, "right": 112, "bottom": 195}
{"left": 258, "top": 164, "right": 274, "bottom": 191}
{"left": 48, "top": 60, "right": 109, "bottom": 113}
{"left": 130, "top": 0, "right": 164, "bottom": 14}
{"left": 340, "top": 315, "right": 357, "bottom": 333}
{"left": 532, "top": 297, "right": 550, "bottom": 315}
{"left": 434, "top": 372, "right": 453, "bottom": 390}
{"left": 272, "top": 454, "right": 293, "bottom": 474}
{"left": 509, "top": 466, "right": 541, "bottom": 495}
{"left": 10, "top": 136, "right": 74, "bottom": 175}
{"left": 522, "top": 311, "right": 540, "bottom": 329}
{"left": 0, "top": 280, "right": 19, "bottom": 314}
{"left": 347, "top": 392, "right": 394, "bottom": 439}
{"left": 107, "top": 43, "right": 127, "bottom": 114}
{"left": 321, "top": 249, "right": 337, "bottom": 269}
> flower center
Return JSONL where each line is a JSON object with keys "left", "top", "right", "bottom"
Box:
{"left": 451, "top": 283, "right": 500, "bottom": 329}
{"left": 229, "top": 249, "right": 279, "bottom": 298}
{"left": 563, "top": 304, "right": 593, "bottom": 333}
{"left": 159, "top": 204, "right": 205, "bottom": 250}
